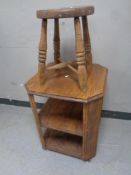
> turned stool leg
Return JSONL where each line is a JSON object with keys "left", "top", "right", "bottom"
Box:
{"left": 38, "top": 19, "right": 47, "bottom": 84}
{"left": 54, "top": 18, "right": 61, "bottom": 63}
{"left": 74, "top": 17, "right": 87, "bottom": 92}
{"left": 82, "top": 16, "right": 92, "bottom": 68}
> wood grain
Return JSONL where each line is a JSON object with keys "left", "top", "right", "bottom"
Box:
{"left": 37, "top": 6, "right": 94, "bottom": 19}
{"left": 82, "top": 98, "right": 103, "bottom": 160}
{"left": 37, "top": 6, "right": 95, "bottom": 92}
{"left": 38, "top": 19, "right": 47, "bottom": 84}
{"left": 54, "top": 18, "right": 61, "bottom": 63}
{"left": 45, "top": 129, "right": 82, "bottom": 158}
{"left": 25, "top": 64, "right": 107, "bottom": 103}
{"left": 46, "top": 61, "right": 76, "bottom": 70}
{"left": 82, "top": 16, "right": 92, "bottom": 68}
{"left": 74, "top": 17, "right": 87, "bottom": 92}
{"left": 59, "top": 59, "right": 78, "bottom": 74}
{"left": 25, "top": 66, "right": 107, "bottom": 159}
{"left": 27, "top": 94, "right": 45, "bottom": 148}
{"left": 39, "top": 98, "right": 83, "bottom": 136}
{"left": 25, "top": 5, "right": 108, "bottom": 160}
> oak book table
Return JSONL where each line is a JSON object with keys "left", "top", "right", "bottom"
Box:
{"left": 25, "top": 6, "right": 107, "bottom": 160}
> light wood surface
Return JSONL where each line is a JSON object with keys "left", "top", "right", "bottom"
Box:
{"left": 27, "top": 94, "right": 45, "bottom": 148}
{"left": 26, "top": 63, "right": 107, "bottom": 160}
{"left": 74, "top": 17, "right": 87, "bottom": 92}
{"left": 37, "top": 7, "right": 94, "bottom": 92}
{"left": 82, "top": 16, "right": 92, "bottom": 67}
{"left": 46, "top": 61, "right": 76, "bottom": 70}
{"left": 38, "top": 19, "right": 47, "bottom": 84}
{"left": 25, "top": 64, "right": 107, "bottom": 103}
{"left": 25, "top": 5, "right": 108, "bottom": 160}
{"left": 39, "top": 99, "right": 83, "bottom": 136}
{"left": 37, "top": 6, "right": 94, "bottom": 19}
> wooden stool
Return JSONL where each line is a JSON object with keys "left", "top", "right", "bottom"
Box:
{"left": 25, "top": 6, "right": 108, "bottom": 160}
{"left": 37, "top": 6, "right": 94, "bottom": 92}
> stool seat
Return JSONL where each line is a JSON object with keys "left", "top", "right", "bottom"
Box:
{"left": 37, "top": 5, "right": 94, "bottom": 19}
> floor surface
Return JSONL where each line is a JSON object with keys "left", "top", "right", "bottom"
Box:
{"left": 0, "top": 104, "right": 131, "bottom": 175}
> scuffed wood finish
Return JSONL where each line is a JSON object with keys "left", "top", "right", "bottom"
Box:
{"left": 59, "top": 59, "right": 78, "bottom": 75}
{"left": 25, "top": 5, "right": 108, "bottom": 160}
{"left": 74, "top": 17, "right": 87, "bottom": 92}
{"left": 38, "top": 19, "right": 47, "bottom": 84}
{"left": 27, "top": 94, "right": 45, "bottom": 148}
{"left": 36, "top": 6, "right": 95, "bottom": 91}
{"left": 46, "top": 60, "right": 76, "bottom": 70}
{"left": 82, "top": 16, "right": 92, "bottom": 67}
{"left": 25, "top": 65, "right": 107, "bottom": 160}
{"left": 37, "top": 6, "right": 94, "bottom": 19}
{"left": 25, "top": 64, "right": 107, "bottom": 103}
{"left": 82, "top": 98, "right": 103, "bottom": 160}
{"left": 46, "top": 60, "right": 78, "bottom": 81}
{"left": 44, "top": 129, "right": 82, "bottom": 158}
{"left": 39, "top": 99, "right": 83, "bottom": 136}
{"left": 29, "top": 96, "right": 104, "bottom": 160}
{"left": 54, "top": 18, "right": 61, "bottom": 63}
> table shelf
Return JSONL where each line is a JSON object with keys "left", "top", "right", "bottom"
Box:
{"left": 44, "top": 129, "right": 82, "bottom": 158}
{"left": 39, "top": 98, "right": 83, "bottom": 136}
{"left": 26, "top": 64, "right": 107, "bottom": 160}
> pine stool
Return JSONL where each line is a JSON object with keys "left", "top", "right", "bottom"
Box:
{"left": 37, "top": 6, "right": 95, "bottom": 92}
{"left": 25, "top": 6, "right": 108, "bottom": 160}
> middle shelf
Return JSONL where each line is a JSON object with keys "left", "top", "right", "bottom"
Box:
{"left": 39, "top": 98, "right": 83, "bottom": 136}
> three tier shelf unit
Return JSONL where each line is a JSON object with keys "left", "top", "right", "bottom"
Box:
{"left": 25, "top": 6, "right": 107, "bottom": 160}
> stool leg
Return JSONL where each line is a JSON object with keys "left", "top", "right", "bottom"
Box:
{"left": 54, "top": 18, "right": 61, "bottom": 63}
{"left": 74, "top": 17, "right": 87, "bottom": 92}
{"left": 38, "top": 19, "right": 47, "bottom": 84}
{"left": 82, "top": 16, "right": 92, "bottom": 68}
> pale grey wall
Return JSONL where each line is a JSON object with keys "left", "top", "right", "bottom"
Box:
{"left": 0, "top": 0, "right": 131, "bottom": 112}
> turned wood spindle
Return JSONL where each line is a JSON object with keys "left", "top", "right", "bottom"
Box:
{"left": 82, "top": 16, "right": 92, "bottom": 67}
{"left": 38, "top": 19, "right": 47, "bottom": 84}
{"left": 54, "top": 18, "right": 61, "bottom": 63}
{"left": 74, "top": 17, "right": 87, "bottom": 92}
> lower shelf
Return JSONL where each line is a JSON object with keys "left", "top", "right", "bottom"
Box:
{"left": 44, "top": 129, "right": 82, "bottom": 158}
